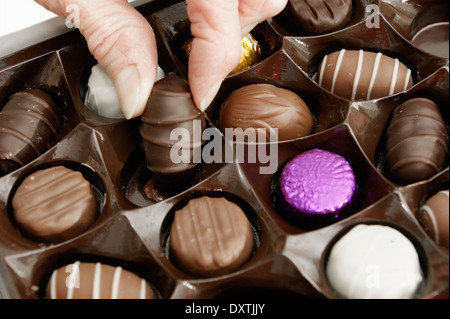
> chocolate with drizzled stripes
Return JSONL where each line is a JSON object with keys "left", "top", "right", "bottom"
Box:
{"left": 317, "top": 49, "right": 413, "bottom": 100}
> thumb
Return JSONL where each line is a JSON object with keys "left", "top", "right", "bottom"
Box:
{"left": 35, "top": 0, "right": 158, "bottom": 119}
{"left": 185, "top": 0, "right": 242, "bottom": 112}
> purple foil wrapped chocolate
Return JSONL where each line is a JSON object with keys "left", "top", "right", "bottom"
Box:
{"left": 275, "top": 149, "right": 360, "bottom": 230}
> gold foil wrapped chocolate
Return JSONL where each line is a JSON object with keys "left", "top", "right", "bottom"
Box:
{"left": 182, "top": 33, "right": 261, "bottom": 76}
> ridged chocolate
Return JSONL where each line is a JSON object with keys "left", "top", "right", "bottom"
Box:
{"left": 317, "top": 49, "right": 413, "bottom": 100}
{"left": 385, "top": 98, "right": 448, "bottom": 185}
{"left": 12, "top": 166, "right": 99, "bottom": 243}
{"left": 139, "top": 73, "right": 206, "bottom": 179}
{"left": 46, "top": 261, "right": 156, "bottom": 299}
{"left": 169, "top": 196, "right": 255, "bottom": 277}
{"left": 419, "top": 190, "right": 449, "bottom": 249}
{"left": 218, "top": 84, "right": 314, "bottom": 142}
{"left": 0, "top": 89, "right": 63, "bottom": 175}
{"left": 280, "top": 0, "right": 353, "bottom": 35}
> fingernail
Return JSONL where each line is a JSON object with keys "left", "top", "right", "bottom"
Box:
{"left": 199, "top": 80, "right": 222, "bottom": 112}
{"left": 114, "top": 64, "right": 141, "bottom": 119}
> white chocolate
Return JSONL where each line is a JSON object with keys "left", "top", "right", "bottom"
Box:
{"left": 85, "top": 63, "right": 166, "bottom": 119}
{"left": 326, "top": 224, "right": 424, "bottom": 299}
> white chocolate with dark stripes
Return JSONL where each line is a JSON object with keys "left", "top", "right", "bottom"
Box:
{"left": 12, "top": 166, "right": 99, "bottom": 242}
{"left": 169, "top": 196, "right": 255, "bottom": 277}
{"left": 317, "top": 49, "right": 413, "bottom": 100}
{"left": 46, "top": 262, "right": 156, "bottom": 299}
{"left": 420, "top": 190, "right": 449, "bottom": 249}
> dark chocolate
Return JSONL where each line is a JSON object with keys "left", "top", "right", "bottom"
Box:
{"left": 219, "top": 84, "right": 314, "bottom": 142}
{"left": 46, "top": 261, "right": 156, "bottom": 299}
{"left": 317, "top": 49, "right": 413, "bottom": 101}
{"left": 279, "top": 0, "right": 353, "bottom": 35}
{"left": 169, "top": 196, "right": 255, "bottom": 277}
{"left": 139, "top": 73, "right": 206, "bottom": 181}
{"left": 385, "top": 98, "right": 448, "bottom": 185}
{"left": 0, "top": 89, "right": 63, "bottom": 175}
{"left": 12, "top": 166, "right": 99, "bottom": 243}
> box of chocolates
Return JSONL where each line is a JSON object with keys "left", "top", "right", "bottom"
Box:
{"left": 0, "top": 0, "right": 448, "bottom": 299}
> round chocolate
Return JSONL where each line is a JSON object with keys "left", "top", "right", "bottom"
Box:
{"left": 12, "top": 166, "right": 99, "bottom": 243}
{"left": 46, "top": 261, "right": 156, "bottom": 299}
{"left": 0, "top": 89, "right": 63, "bottom": 175}
{"left": 279, "top": 0, "right": 353, "bottom": 35}
{"left": 140, "top": 73, "right": 206, "bottom": 180}
{"left": 169, "top": 196, "right": 255, "bottom": 277}
{"left": 276, "top": 149, "right": 359, "bottom": 230}
{"left": 218, "top": 84, "right": 314, "bottom": 142}
{"left": 317, "top": 49, "right": 413, "bottom": 100}
{"left": 326, "top": 224, "right": 424, "bottom": 299}
{"left": 385, "top": 98, "right": 448, "bottom": 185}
{"left": 419, "top": 190, "right": 449, "bottom": 249}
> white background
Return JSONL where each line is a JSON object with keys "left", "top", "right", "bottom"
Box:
{"left": 0, "top": 0, "right": 57, "bottom": 37}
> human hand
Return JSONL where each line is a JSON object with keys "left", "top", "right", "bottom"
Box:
{"left": 35, "top": 0, "right": 287, "bottom": 118}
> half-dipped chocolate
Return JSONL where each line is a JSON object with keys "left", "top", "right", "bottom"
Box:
{"left": 169, "top": 196, "right": 255, "bottom": 277}
{"left": 419, "top": 190, "right": 449, "bottom": 249}
{"left": 12, "top": 166, "right": 99, "bottom": 243}
{"left": 46, "top": 261, "right": 156, "bottom": 299}
{"left": 279, "top": 0, "right": 353, "bottom": 35}
{"left": 0, "top": 89, "right": 63, "bottom": 175}
{"left": 275, "top": 149, "right": 360, "bottom": 230}
{"left": 140, "top": 73, "right": 206, "bottom": 181}
{"left": 385, "top": 98, "right": 448, "bottom": 185}
{"left": 219, "top": 84, "right": 314, "bottom": 142}
{"left": 317, "top": 49, "right": 413, "bottom": 100}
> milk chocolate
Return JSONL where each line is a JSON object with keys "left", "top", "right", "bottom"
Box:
{"left": 218, "top": 84, "right": 314, "bottom": 142}
{"left": 12, "top": 166, "right": 99, "bottom": 243}
{"left": 46, "top": 261, "right": 156, "bottom": 299}
{"left": 419, "top": 190, "right": 449, "bottom": 249}
{"left": 0, "top": 89, "right": 63, "bottom": 175}
{"left": 326, "top": 224, "right": 424, "bottom": 299}
{"left": 169, "top": 196, "right": 255, "bottom": 277}
{"left": 385, "top": 98, "right": 448, "bottom": 185}
{"left": 139, "top": 73, "right": 206, "bottom": 181}
{"left": 279, "top": 0, "right": 353, "bottom": 35}
{"left": 317, "top": 49, "right": 413, "bottom": 100}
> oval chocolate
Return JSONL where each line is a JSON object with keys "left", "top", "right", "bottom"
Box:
{"left": 317, "top": 49, "right": 413, "bottom": 100}
{"left": 0, "top": 89, "right": 63, "bottom": 174}
{"left": 385, "top": 98, "right": 448, "bottom": 185}
{"left": 419, "top": 190, "right": 449, "bottom": 249}
{"left": 219, "top": 84, "right": 314, "bottom": 142}
{"left": 281, "top": 0, "right": 353, "bottom": 35}
{"left": 46, "top": 261, "right": 156, "bottom": 299}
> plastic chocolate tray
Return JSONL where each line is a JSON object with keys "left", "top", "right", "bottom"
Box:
{"left": 0, "top": 0, "right": 448, "bottom": 299}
